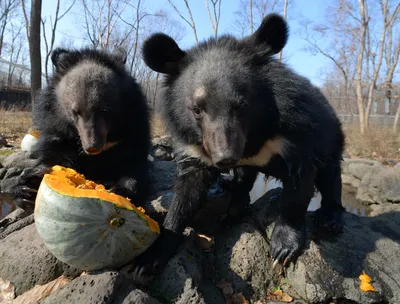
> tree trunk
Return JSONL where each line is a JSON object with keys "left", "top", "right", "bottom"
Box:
{"left": 278, "top": 0, "right": 288, "bottom": 62}
{"left": 364, "top": 0, "right": 389, "bottom": 128}
{"left": 355, "top": 0, "right": 367, "bottom": 134}
{"left": 29, "top": 0, "right": 43, "bottom": 104}
{"left": 393, "top": 101, "right": 400, "bottom": 133}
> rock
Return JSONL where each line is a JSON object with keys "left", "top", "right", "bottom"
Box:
{"left": 1, "top": 151, "right": 37, "bottom": 169}
{"left": 0, "top": 214, "right": 34, "bottom": 239}
{"left": 284, "top": 211, "right": 400, "bottom": 304}
{"left": 375, "top": 167, "right": 400, "bottom": 204}
{"left": 247, "top": 187, "right": 400, "bottom": 303}
{"left": 0, "top": 135, "right": 7, "bottom": 148}
{"left": 357, "top": 165, "right": 400, "bottom": 205}
{"left": 150, "top": 239, "right": 205, "bottom": 302}
{"left": 0, "top": 208, "right": 29, "bottom": 230}
{"left": 341, "top": 173, "right": 361, "bottom": 189}
{"left": 346, "top": 158, "right": 382, "bottom": 180}
{"left": 215, "top": 222, "right": 270, "bottom": 300}
{"left": 0, "top": 223, "right": 81, "bottom": 295}
{"left": 369, "top": 203, "right": 400, "bottom": 216}
{"left": 0, "top": 167, "right": 6, "bottom": 179}
{"left": 41, "top": 271, "right": 161, "bottom": 304}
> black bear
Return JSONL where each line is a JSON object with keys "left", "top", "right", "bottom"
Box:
{"left": 132, "top": 13, "right": 345, "bottom": 281}
{"left": 6, "top": 47, "right": 151, "bottom": 206}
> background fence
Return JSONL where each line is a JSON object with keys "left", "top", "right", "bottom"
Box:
{"left": 337, "top": 114, "right": 399, "bottom": 126}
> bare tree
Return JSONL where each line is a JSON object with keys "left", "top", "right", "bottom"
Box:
{"left": 167, "top": 0, "right": 198, "bottom": 43}
{"left": 0, "top": 0, "right": 19, "bottom": 57}
{"left": 205, "top": 0, "right": 222, "bottom": 39}
{"left": 301, "top": 18, "right": 357, "bottom": 115}
{"left": 278, "top": 0, "right": 288, "bottom": 61}
{"left": 21, "top": 0, "right": 43, "bottom": 103}
{"left": 364, "top": 0, "right": 400, "bottom": 127}
{"left": 117, "top": 0, "right": 160, "bottom": 75}
{"left": 234, "top": 0, "right": 282, "bottom": 37}
{"left": 41, "top": 0, "right": 75, "bottom": 83}
{"left": 6, "top": 22, "right": 24, "bottom": 85}
{"left": 353, "top": 0, "right": 368, "bottom": 134}
{"left": 80, "top": 0, "right": 129, "bottom": 50}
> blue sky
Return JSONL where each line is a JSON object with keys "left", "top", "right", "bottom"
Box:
{"left": 41, "top": 0, "right": 331, "bottom": 87}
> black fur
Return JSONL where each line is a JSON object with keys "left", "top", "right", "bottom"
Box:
{"left": 133, "top": 13, "right": 345, "bottom": 282}
{"left": 10, "top": 47, "right": 151, "bottom": 205}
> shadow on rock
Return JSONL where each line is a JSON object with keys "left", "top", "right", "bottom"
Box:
{"left": 250, "top": 187, "right": 400, "bottom": 304}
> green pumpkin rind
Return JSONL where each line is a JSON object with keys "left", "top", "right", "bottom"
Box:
{"left": 34, "top": 181, "right": 159, "bottom": 271}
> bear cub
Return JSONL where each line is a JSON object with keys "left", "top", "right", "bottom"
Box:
{"left": 131, "top": 13, "right": 346, "bottom": 282}
{"left": 8, "top": 47, "right": 151, "bottom": 206}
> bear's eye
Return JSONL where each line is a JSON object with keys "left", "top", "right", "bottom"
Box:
{"left": 193, "top": 106, "right": 202, "bottom": 118}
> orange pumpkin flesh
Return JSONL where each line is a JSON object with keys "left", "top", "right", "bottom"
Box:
{"left": 28, "top": 127, "right": 41, "bottom": 139}
{"left": 42, "top": 165, "right": 160, "bottom": 234}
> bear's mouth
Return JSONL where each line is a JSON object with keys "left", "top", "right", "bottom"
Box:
{"left": 85, "top": 147, "right": 102, "bottom": 155}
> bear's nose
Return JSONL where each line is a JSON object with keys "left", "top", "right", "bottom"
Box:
{"left": 85, "top": 147, "right": 102, "bottom": 155}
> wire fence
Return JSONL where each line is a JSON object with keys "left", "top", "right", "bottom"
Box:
{"left": 337, "top": 114, "right": 399, "bottom": 126}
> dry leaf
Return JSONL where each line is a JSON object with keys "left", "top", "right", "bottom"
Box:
{"left": 195, "top": 233, "right": 215, "bottom": 251}
{"left": 0, "top": 278, "right": 15, "bottom": 303}
{"left": 267, "top": 288, "right": 293, "bottom": 302}
{"left": 13, "top": 276, "right": 70, "bottom": 304}
{"left": 228, "top": 293, "right": 249, "bottom": 304}
{"left": 281, "top": 293, "right": 294, "bottom": 302}
{"left": 273, "top": 289, "right": 283, "bottom": 296}
{"left": 359, "top": 271, "right": 376, "bottom": 292}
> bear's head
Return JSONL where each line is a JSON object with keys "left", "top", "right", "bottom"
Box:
{"left": 143, "top": 14, "right": 288, "bottom": 168}
{"left": 50, "top": 47, "right": 128, "bottom": 155}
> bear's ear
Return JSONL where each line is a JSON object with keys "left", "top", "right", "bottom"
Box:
{"left": 51, "top": 48, "right": 70, "bottom": 68}
{"left": 142, "top": 33, "right": 185, "bottom": 74}
{"left": 249, "top": 13, "right": 288, "bottom": 55}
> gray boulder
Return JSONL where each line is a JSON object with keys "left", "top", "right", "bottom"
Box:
{"left": 1, "top": 150, "right": 37, "bottom": 169}
{"left": 40, "top": 271, "right": 161, "bottom": 304}
{"left": 357, "top": 165, "right": 400, "bottom": 205}
{"left": 215, "top": 222, "right": 270, "bottom": 300}
{"left": 251, "top": 191, "right": 400, "bottom": 304}
{"left": 0, "top": 223, "right": 81, "bottom": 295}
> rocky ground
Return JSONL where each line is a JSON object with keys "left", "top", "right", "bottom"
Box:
{"left": 341, "top": 158, "right": 400, "bottom": 209}
{"left": 0, "top": 138, "right": 399, "bottom": 303}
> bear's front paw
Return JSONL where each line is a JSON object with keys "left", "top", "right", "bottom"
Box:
{"left": 270, "top": 219, "right": 306, "bottom": 267}
{"left": 109, "top": 176, "right": 138, "bottom": 200}
{"left": 130, "top": 230, "right": 182, "bottom": 285}
{"left": 312, "top": 207, "right": 344, "bottom": 239}
{"left": 1, "top": 165, "right": 51, "bottom": 207}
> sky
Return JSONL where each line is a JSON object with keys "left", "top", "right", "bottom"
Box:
{"left": 40, "top": 0, "right": 332, "bottom": 87}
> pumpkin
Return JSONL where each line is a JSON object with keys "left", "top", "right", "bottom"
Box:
{"left": 34, "top": 165, "right": 160, "bottom": 271}
{"left": 21, "top": 127, "right": 40, "bottom": 152}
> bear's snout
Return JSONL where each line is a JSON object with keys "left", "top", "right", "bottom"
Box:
{"left": 202, "top": 118, "right": 245, "bottom": 169}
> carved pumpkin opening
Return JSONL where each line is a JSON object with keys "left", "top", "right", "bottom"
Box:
{"left": 39, "top": 165, "right": 160, "bottom": 234}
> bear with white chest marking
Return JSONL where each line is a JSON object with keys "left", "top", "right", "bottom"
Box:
{"left": 4, "top": 47, "right": 151, "bottom": 207}
{"left": 131, "top": 13, "right": 346, "bottom": 282}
